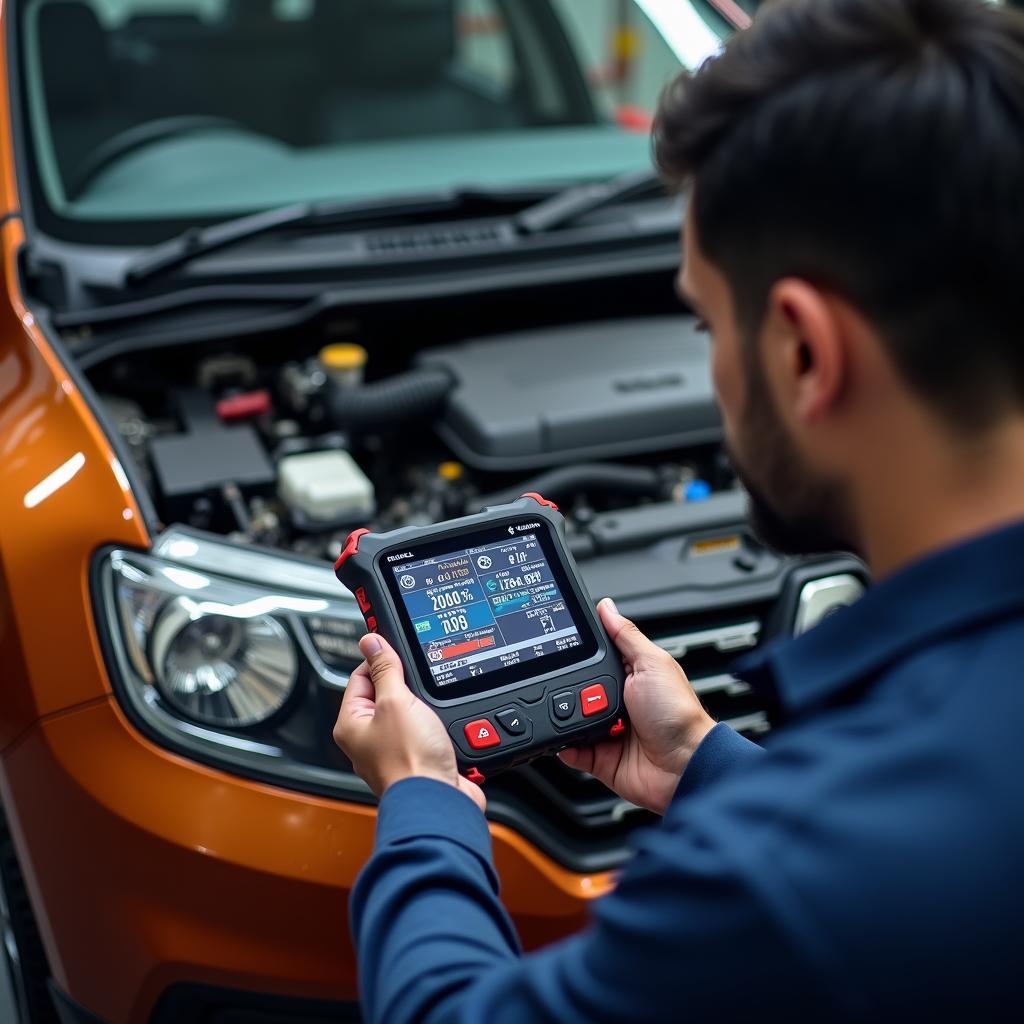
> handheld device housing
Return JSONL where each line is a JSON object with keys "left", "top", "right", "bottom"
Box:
{"left": 334, "top": 494, "right": 626, "bottom": 779}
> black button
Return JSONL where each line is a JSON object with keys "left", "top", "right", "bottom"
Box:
{"left": 551, "top": 691, "right": 575, "bottom": 721}
{"left": 496, "top": 708, "right": 527, "bottom": 736}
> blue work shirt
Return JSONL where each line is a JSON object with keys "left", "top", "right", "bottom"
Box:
{"left": 351, "top": 521, "right": 1024, "bottom": 1022}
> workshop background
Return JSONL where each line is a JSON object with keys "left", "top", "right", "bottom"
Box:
{"left": 3, "top": 1, "right": 1020, "bottom": 1022}
{"left": 0, "top": 4, "right": 697, "bottom": 1021}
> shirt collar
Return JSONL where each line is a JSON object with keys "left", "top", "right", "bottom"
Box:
{"left": 734, "top": 518, "right": 1024, "bottom": 714}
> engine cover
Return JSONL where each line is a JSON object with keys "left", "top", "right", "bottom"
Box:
{"left": 418, "top": 317, "right": 721, "bottom": 471}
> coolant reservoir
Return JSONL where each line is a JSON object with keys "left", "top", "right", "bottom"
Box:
{"left": 278, "top": 449, "right": 375, "bottom": 523}
{"left": 319, "top": 343, "right": 367, "bottom": 390}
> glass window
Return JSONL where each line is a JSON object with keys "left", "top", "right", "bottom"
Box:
{"left": 18, "top": 0, "right": 724, "bottom": 234}
{"left": 552, "top": 0, "right": 695, "bottom": 121}
{"left": 455, "top": 0, "right": 516, "bottom": 97}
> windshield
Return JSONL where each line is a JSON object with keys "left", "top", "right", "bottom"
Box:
{"left": 18, "top": 0, "right": 732, "bottom": 238}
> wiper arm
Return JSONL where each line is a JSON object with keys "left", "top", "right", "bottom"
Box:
{"left": 121, "top": 188, "right": 524, "bottom": 287}
{"left": 514, "top": 169, "right": 666, "bottom": 235}
{"left": 119, "top": 171, "right": 668, "bottom": 288}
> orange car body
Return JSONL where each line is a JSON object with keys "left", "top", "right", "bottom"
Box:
{"left": 0, "top": 24, "right": 612, "bottom": 1024}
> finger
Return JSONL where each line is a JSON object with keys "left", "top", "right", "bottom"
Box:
{"left": 559, "top": 738, "right": 623, "bottom": 790}
{"left": 586, "top": 738, "right": 628, "bottom": 784}
{"left": 558, "top": 745, "right": 595, "bottom": 774}
{"left": 335, "top": 668, "right": 376, "bottom": 750}
{"left": 358, "top": 634, "right": 408, "bottom": 698}
{"left": 342, "top": 661, "right": 374, "bottom": 704}
{"left": 456, "top": 775, "right": 487, "bottom": 813}
{"left": 598, "top": 597, "right": 663, "bottom": 668}
{"left": 348, "top": 658, "right": 371, "bottom": 681}
{"left": 338, "top": 663, "right": 375, "bottom": 722}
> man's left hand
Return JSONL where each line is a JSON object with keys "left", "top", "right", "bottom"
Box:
{"left": 334, "top": 634, "right": 486, "bottom": 812}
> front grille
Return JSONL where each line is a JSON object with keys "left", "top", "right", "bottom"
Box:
{"left": 487, "top": 601, "right": 774, "bottom": 871}
{"left": 650, "top": 611, "right": 774, "bottom": 740}
{"left": 487, "top": 761, "right": 658, "bottom": 874}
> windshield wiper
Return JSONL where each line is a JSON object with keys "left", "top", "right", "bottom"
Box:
{"left": 121, "top": 188, "right": 528, "bottom": 287}
{"left": 514, "top": 169, "right": 666, "bottom": 235}
{"left": 119, "top": 170, "right": 668, "bottom": 288}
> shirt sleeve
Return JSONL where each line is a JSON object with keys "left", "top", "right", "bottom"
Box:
{"left": 351, "top": 770, "right": 833, "bottom": 1024}
{"left": 674, "top": 721, "right": 765, "bottom": 800}
{"left": 350, "top": 778, "right": 521, "bottom": 1024}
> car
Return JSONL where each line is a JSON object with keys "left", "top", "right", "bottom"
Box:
{"left": 0, "top": 1, "right": 863, "bottom": 1021}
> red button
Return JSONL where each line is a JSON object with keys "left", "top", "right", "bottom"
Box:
{"left": 609, "top": 717, "right": 626, "bottom": 736}
{"left": 464, "top": 767, "right": 486, "bottom": 785}
{"left": 464, "top": 719, "right": 500, "bottom": 750}
{"left": 580, "top": 683, "right": 609, "bottom": 717}
{"left": 365, "top": 616, "right": 378, "bottom": 633}
{"left": 355, "top": 587, "right": 371, "bottom": 613}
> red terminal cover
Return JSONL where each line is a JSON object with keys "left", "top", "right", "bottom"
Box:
{"left": 521, "top": 492, "right": 559, "bottom": 512}
{"left": 335, "top": 528, "right": 371, "bottom": 571}
{"left": 215, "top": 389, "right": 272, "bottom": 422}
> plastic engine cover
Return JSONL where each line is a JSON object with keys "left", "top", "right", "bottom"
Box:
{"left": 418, "top": 317, "right": 720, "bottom": 471}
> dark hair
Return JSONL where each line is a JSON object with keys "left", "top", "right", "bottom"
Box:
{"left": 655, "top": 0, "right": 1024, "bottom": 430}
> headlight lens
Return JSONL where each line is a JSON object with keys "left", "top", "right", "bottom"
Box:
{"left": 95, "top": 534, "right": 371, "bottom": 799}
{"left": 150, "top": 597, "right": 297, "bottom": 727}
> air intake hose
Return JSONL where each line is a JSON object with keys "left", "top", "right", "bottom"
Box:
{"left": 327, "top": 367, "right": 455, "bottom": 432}
{"left": 475, "top": 463, "right": 668, "bottom": 509}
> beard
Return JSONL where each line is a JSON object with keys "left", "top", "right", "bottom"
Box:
{"left": 727, "top": 351, "right": 855, "bottom": 558}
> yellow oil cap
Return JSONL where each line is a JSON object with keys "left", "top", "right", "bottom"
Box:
{"left": 320, "top": 343, "right": 368, "bottom": 372}
{"left": 438, "top": 461, "right": 464, "bottom": 482}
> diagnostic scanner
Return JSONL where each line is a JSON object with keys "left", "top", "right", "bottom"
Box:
{"left": 335, "top": 494, "right": 626, "bottom": 780}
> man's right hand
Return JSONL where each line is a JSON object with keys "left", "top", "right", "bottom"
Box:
{"left": 558, "top": 598, "right": 716, "bottom": 816}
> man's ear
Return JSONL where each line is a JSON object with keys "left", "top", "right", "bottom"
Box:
{"left": 764, "top": 278, "right": 847, "bottom": 424}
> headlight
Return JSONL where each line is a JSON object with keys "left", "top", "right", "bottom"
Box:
{"left": 94, "top": 531, "right": 372, "bottom": 799}
{"left": 150, "top": 597, "right": 297, "bottom": 727}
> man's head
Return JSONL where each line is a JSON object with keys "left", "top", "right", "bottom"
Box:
{"left": 656, "top": 0, "right": 1024, "bottom": 559}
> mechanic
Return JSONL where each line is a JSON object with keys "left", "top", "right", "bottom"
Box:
{"left": 334, "top": 0, "right": 1024, "bottom": 1019}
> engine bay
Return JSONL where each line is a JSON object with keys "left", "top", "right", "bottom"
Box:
{"left": 79, "top": 297, "right": 865, "bottom": 869}
{"left": 93, "top": 315, "right": 734, "bottom": 566}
